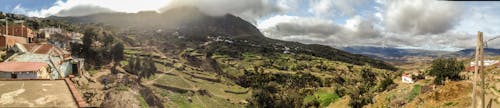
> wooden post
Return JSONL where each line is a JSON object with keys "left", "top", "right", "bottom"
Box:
{"left": 473, "top": 31, "right": 482, "bottom": 108}
{"left": 480, "top": 32, "right": 485, "bottom": 108}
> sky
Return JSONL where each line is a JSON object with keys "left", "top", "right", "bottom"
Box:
{"left": 2, "top": 0, "right": 500, "bottom": 51}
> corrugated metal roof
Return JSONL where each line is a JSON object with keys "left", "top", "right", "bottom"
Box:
{"left": 9, "top": 53, "right": 62, "bottom": 64}
{"left": 0, "top": 62, "right": 47, "bottom": 72}
{"left": 33, "top": 44, "right": 53, "bottom": 54}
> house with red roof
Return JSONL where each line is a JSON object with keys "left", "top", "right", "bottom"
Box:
{"left": 0, "top": 62, "right": 50, "bottom": 79}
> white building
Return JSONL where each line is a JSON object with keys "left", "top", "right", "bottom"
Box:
{"left": 470, "top": 60, "right": 499, "bottom": 67}
{"left": 402, "top": 73, "right": 414, "bottom": 83}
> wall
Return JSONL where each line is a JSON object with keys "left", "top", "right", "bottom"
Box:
{"left": 59, "top": 62, "right": 72, "bottom": 78}
{"left": 0, "top": 35, "right": 27, "bottom": 48}
{"left": 0, "top": 25, "right": 34, "bottom": 38}
{"left": 17, "top": 72, "right": 37, "bottom": 79}
{"left": 37, "top": 66, "right": 50, "bottom": 79}
{"left": 0, "top": 73, "right": 11, "bottom": 78}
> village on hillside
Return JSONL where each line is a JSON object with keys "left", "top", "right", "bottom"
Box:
{"left": 0, "top": 14, "right": 87, "bottom": 107}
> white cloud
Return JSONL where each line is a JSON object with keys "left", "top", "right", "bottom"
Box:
{"left": 12, "top": 0, "right": 170, "bottom": 17}
{"left": 384, "top": 0, "right": 462, "bottom": 35}
{"left": 258, "top": 15, "right": 381, "bottom": 47}
{"left": 277, "top": 0, "right": 299, "bottom": 12}
{"left": 454, "top": 5, "right": 500, "bottom": 36}
{"left": 308, "top": 0, "right": 367, "bottom": 17}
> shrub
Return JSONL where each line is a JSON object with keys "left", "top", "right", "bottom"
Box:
{"left": 428, "top": 58, "right": 464, "bottom": 85}
{"left": 379, "top": 77, "right": 395, "bottom": 92}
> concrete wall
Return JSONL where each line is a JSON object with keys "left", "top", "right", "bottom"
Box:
{"left": 0, "top": 25, "right": 34, "bottom": 38}
{"left": 0, "top": 67, "right": 50, "bottom": 79}
{"left": 0, "top": 73, "right": 11, "bottom": 78}
{"left": 0, "top": 35, "right": 27, "bottom": 48}
{"left": 60, "top": 62, "right": 72, "bottom": 78}
{"left": 17, "top": 72, "right": 37, "bottom": 79}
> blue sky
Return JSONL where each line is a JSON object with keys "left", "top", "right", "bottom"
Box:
{"left": 0, "top": 0, "right": 57, "bottom": 12}
{"left": 2, "top": 0, "right": 500, "bottom": 51}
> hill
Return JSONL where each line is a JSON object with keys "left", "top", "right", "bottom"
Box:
{"left": 449, "top": 48, "right": 500, "bottom": 57}
{"left": 40, "top": 7, "right": 399, "bottom": 107}
{"left": 50, "top": 7, "right": 395, "bottom": 71}
{"left": 341, "top": 46, "right": 450, "bottom": 58}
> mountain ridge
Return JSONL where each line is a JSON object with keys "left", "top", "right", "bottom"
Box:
{"left": 50, "top": 6, "right": 396, "bottom": 71}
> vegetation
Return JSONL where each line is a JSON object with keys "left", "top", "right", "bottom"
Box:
{"left": 428, "top": 58, "right": 464, "bottom": 85}
{"left": 5, "top": 9, "right": 400, "bottom": 108}
{"left": 407, "top": 84, "right": 421, "bottom": 102}
{"left": 71, "top": 26, "right": 125, "bottom": 68}
{"left": 303, "top": 91, "right": 340, "bottom": 108}
{"left": 127, "top": 55, "right": 156, "bottom": 80}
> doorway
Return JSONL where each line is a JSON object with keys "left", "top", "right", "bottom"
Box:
{"left": 11, "top": 73, "right": 17, "bottom": 78}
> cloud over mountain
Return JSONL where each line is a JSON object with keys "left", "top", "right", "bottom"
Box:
{"left": 161, "top": 0, "right": 281, "bottom": 23}
{"left": 384, "top": 0, "right": 463, "bottom": 35}
{"left": 7, "top": 0, "right": 500, "bottom": 51}
{"left": 55, "top": 5, "right": 115, "bottom": 17}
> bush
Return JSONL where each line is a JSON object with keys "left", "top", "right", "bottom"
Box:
{"left": 379, "top": 77, "right": 394, "bottom": 92}
{"left": 428, "top": 58, "right": 464, "bottom": 85}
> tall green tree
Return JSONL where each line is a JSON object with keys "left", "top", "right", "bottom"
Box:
{"left": 111, "top": 43, "right": 125, "bottom": 62}
{"left": 428, "top": 58, "right": 464, "bottom": 85}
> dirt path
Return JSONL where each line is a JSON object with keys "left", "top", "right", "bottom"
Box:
{"left": 88, "top": 69, "right": 111, "bottom": 90}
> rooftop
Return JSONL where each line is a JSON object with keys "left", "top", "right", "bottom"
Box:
{"left": 0, "top": 80, "right": 78, "bottom": 107}
{"left": 0, "top": 62, "right": 47, "bottom": 72}
{"left": 8, "top": 53, "right": 62, "bottom": 65}
{"left": 19, "top": 43, "right": 66, "bottom": 55}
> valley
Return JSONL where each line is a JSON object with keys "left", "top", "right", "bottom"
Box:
{"left": 1, "top": 2, "right": 499, "bottom": 108}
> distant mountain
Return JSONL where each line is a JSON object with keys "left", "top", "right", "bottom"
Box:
{"left": 449, "top": 48, "right": 500, "bottom": 57}
{"left": 341, "top": 46, "right": 450, "bottom": 58}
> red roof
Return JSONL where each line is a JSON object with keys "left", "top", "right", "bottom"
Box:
{"left": 33, "top": 44, "right": 54, "bottom": 54}
{"left": 0, "top": 62, "right": 48, "bottom": 72}
{"left": 21, "top": 43, "right": 65, "bottom": 55}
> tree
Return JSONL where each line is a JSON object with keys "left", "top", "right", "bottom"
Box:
{"left": 111, "top": 43, "right": 124, "bottom": 62}
{"left": 428, "top": 58, "right": 464, "bottom": 85}
{"left": 103, "top": 33, "right": 115, "bottom": 47}
{"left": 147, "top": 57, "right": 157, "bottom": 78}
{"left": 134, "top": 55, "right": 142, "bottom": 75}
{"left": 128, "top": 56, "right": 136, "bottom": 72}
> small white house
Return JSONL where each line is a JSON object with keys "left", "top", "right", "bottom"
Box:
{"left": 402, "top": 73, "right": 414, "bottom": 83}
{"left": 470, "top": 60, "right": 499, "bottom": 67}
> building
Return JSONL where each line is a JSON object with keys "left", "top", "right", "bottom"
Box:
{"left": 467, "top": 60, "right": 500, "bottom": 71}
{"left": 0, "top": 62, "right": 50, "bottom": 79}
{"left": 5, "top": 43, "right": 80, "bottom": 79}
{"left": 402, "top": 73, "right": 414, "bottom": 83}
{"left": 38, "top": 31, "right": 51, "bottom": 39}
{"left": 0, "top": 34, "right": 27, "bottom": 48}
{"left": 39, "top": 27, "right": 63, "bottom": 35}
{"left": 0, "top": 25, "right": 35, "bottom": 42}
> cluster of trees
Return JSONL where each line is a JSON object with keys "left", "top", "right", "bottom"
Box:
{"left": 237, "top": 69, "right": 323, "bottom": 107}
{"left": 127, "top": 55, "right": 157, "bottom": 80}
{"left": 71, "top": 27, "right": 124, "bottom": 68}
{"left": 428, "top": 58, "right": 464, "bottom": 85}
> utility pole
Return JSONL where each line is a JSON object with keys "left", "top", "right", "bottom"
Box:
{"left": 480, "top": 32, "right": 485, "bottom": 108}
{"left": 479, "top": 32, "right": 486, "bottom": 108}
{"left": 472, "top": 32, "right": 483, "bottom": 108}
